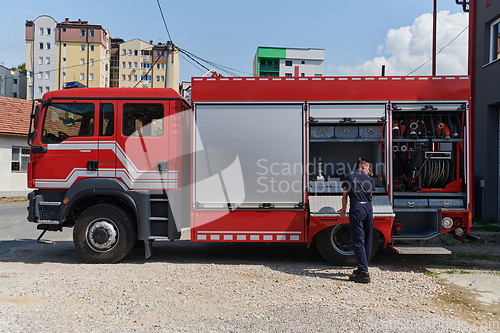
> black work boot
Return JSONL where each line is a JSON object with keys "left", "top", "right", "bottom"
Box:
{"left": 353, "top": 271, "right": 371, "bottom": 284}
{"left": 348, "top": 268, "right": 362, "bottom": 281}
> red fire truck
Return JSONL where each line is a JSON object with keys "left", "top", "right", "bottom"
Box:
{"left": 27, "top": 75, "right": 478, "bottom": 264}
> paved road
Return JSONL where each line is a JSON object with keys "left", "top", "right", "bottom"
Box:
{"left": 0, "top": 201, "right": 72, "bottom": 253}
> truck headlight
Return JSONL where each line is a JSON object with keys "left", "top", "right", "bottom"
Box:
{"left": 442, "top": 217, "right": 453, "bottom": 229}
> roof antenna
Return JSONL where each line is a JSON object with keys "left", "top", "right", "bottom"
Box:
{"left": 381, "top": 64, "right": 386, "bottom": 76}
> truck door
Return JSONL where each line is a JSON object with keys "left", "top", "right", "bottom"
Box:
{"left": 115, "top": 100, "right": 170, "bottom": 190}
{"left": 34, "top": 100, "right": 99, "bottom": 189}
{"left": 97, "top": 102, "right": 117, "bottom": 178}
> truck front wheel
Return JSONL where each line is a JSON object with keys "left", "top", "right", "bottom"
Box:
{"left": 315, "top": 224, "right": 379, "bottom": 266}
{"left": 73, "top": 204, "right": 137, "bottom": 263}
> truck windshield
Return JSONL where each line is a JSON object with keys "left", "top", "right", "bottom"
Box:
{"left": 41, "top": 103, "right": 95, "bottom": 143}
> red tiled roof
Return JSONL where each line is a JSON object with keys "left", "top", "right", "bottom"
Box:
{"left": 0, "top": 97, "right": 34, "bottom": 136}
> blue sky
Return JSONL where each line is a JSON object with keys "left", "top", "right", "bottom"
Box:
{"left": 0, "top": 1, "right": 468, "bottom": 82}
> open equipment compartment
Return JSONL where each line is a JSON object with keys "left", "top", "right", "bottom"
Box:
{"left": 391, "top": 102, "right": 469, "bottom": 240}
{"left": 308, "top": 103, "right": 389, "bottom": 196}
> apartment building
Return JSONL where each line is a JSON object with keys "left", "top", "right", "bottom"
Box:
{"left": 253, "top": 46, "right": 325, "bottom": 77}
{"left": 0, "top": 65, "right": 27, "bottom": 99}
{"left": 26, "top": 16, "right": 110, "bottom": 100}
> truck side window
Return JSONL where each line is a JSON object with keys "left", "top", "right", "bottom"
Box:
{"left": 122, "top": 103, "right": 163, "bottom": 137}
{"left": 99, "top": 103, "right": 114, "bottom": 136}
{"left": 41, "top": 103, "right": 95, "bottom": 143}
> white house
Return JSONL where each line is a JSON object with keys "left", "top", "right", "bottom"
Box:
{"left": 0, "top": 96, "right": 33, "bottom": 197}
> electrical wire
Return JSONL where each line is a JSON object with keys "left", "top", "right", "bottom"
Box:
{"left": 133, "top": 43, "right": 169, "bottom": 88}
{"left": 406, "top": 25, "right": 469, "bottom": 76}
{"left": 156, "top": 0, "right": 172, "bottom": 42}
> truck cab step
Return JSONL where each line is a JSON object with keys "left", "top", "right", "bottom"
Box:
{"left": 390, "top": 246, "right": 451, "bottom": 255}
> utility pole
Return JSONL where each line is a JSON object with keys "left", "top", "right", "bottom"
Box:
{"left": 432, "top": 0, "right": 437, "bottom": 76}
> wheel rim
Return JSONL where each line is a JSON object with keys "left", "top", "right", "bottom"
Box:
{"left": 85, "top": 218, "right": 119, "bottom": 252}
{"left": 330, "top": 224, "right": 354, "bottom": 256}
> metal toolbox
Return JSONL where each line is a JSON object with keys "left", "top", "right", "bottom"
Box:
{"left": 335, "top": 125, "right": 359, "bottom": 139}
{"left": 428, "top": 199, "right": 464, "bottom": 208}
{"left": 310, "top": 126, "right": 334, "bottom": 139}
{"left": 358, "top": 125, "right": 383, "bottom": 139}
{"left": 394, "top": 198, "right": 428, "bottom": 208}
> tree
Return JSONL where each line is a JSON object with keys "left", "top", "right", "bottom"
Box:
{"left": 10, "top": 63, "right": 26, "bottom": 74}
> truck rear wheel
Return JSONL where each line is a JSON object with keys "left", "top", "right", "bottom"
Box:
{"left": 315, "top": 224, "right": 379, "bottom": 266}
{"left": 73, "top": 204, "right": 137, "bottom": 263}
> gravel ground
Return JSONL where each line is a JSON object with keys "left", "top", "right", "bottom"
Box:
{"left": 0, "top": 235, "right": 498, "bottom": 332}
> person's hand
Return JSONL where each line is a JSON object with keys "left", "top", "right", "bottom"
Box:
{"left": 338, "top": 208, "right": 346, "bottom": 219}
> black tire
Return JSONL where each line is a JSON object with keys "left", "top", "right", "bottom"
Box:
{"left": 73, "top": 204, "right": 137, "bottom": 263}
{"left": 315, "top": 224, "right": 380, "bottom": 266}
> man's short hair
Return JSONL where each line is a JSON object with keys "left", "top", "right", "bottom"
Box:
{"left": 356, "top": 159, "right": 370, "bottom": 170}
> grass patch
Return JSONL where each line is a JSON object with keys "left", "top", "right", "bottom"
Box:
{"left": 459, "top": 270, "right": 471, "bottom": 274}
{"left": 0, "top": 196, "right": 28, "bottom": 203}
{"left": 424, "top": 270, "right": 440, "bottom": 278}
{"left": 444, "top": 269, "right": 457, "bottom": 274}
{"left": 455, "top": 252, "right": 491, "bottom": 260}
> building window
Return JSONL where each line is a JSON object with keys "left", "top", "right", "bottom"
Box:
{"left": 80, "top": 73, "right": 84, "bottom": 81}
{"left": 39, "top": 27, "right": 44, "bottom": 35}
{"left": 134, "top": 50, "right": 138, "bottom": 56}
{"left": 128, "top": 62, "right": 132, "bottom": 68}
{"left": 90, "top": 29, "right": 94, "bottom": 37}
{"left": 46, "top": 57, "right": 50, "bottom": 65}
{"left": 13, "top": 79, "right": 17, "bottom": 84}
{"left": 90, "top": 45, "right": 94, "bottom": 52}
{"left": 38, "top": 72, "right": 43, "bottom": 80}
{"left": 81, "top": 58, "right": 85, "bottom": 66}
{"left": 285, "top": 73, "right": 292, "bottom": 77}
{"left": 80, "top": 29, "right": 85, "bottom": 37}
{"left": 89, "top": 73, "right": 94, "bottom": 81}
{"left": 161, "top": 75, "right": 164, "bottom": 82}
{"left": 133, "top": 75, "right": 137, "bottom": 81}
{"left": 62, "top": 28, "right": 66, "bottom": 32}
{"left": 301, "top": 73, "right": 305, "bottom": 77}
{"left": 161, "top": 64, "right": 165, "bottom": 69}
{"left": 39, "top": 42, "right": 43, "bottom": 50}
{"left": 38, "top": 86, "right": 43, "bottom": 94}
{"left": 39, "top": 57, "right": 43, "bottom": 65}
{"left": 121, "top": 74, "right": 125, "bottom": 81}
{"left": 47, "top": 28, "right": 51, "bottom": 35}
{"left": 134, "top": 62, "right": 138, "bottom": 69}
{"left": 81, "top": 44, "right": 85, "bottom": 51}
{"left": 156, "top": 75, "right": 160, "bottom": 82}
{"left": 301, "top": 61, "right": 305, "bottom": 64}
{"left": 11, "top": 147, "right": 30, "bottom": 172}
{"left": 13, "top": 92, "right": 17, "bottom": 98}
{"left": 490, "top": 18, "right": 500, "bottom": 62}
{"left": 90, "top": 59, "right": 94, "bottom": 66}
{"left": 128, "top": 75, "right": 131, "bottom": 81}
{"left": 122, "top": 49, "right": 126, "bottom": 56}
{"left": 156, "top": 63, "right": 160, "bottom": 69}
{"left": 45, "top": 86, "right": 50, "bottom": 92}
{"left": 122, "top": 62, "right": 126, "bottom": 68}
{"left": 46, "top": 43, "right": 50, "bottom": 50}
{"left": 128, "top": 49, "right": 132, "bottom": 56}
{"left": 285, "top": 60, "right": 292, "bottom": 66}
{"left": 46, "top": 71, "right": 50, "bottom": 79}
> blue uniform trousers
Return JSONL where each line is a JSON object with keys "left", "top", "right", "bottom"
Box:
{"left": 348, "top": 202, "right": 373, "bottom": 273}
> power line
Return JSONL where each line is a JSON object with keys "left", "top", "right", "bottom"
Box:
{"left": 179, "top": 53, "right": 207, "bottom": 74}
{"left": 156, "top": 0, "right": 172, "bottom": 41}
{"left": 406, "top": 25, "right": 468, "bottom": 76}
{"left": 133, "top": 43, "right": 169, "bottom": 87}
{"left": 0, "top": 41, "right": 25, "bottom": 52}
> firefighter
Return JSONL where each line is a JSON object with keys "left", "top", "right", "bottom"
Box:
{"left": 338, "top": 159, "right": 375, "bottom": 284}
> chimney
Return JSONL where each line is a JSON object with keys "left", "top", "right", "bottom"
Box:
{"left": 78, "top": 19, "right": 81, "bottom": 24}
{"left": 150, "top": 40, "right": 153, "bottom": 45}
{"left": 65, "top": 18, "right": 69, "bottom": 23}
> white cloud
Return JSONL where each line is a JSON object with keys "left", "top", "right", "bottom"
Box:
{"left": 328, "top": 10, "right": 468, "bottom": 76}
